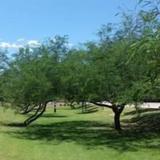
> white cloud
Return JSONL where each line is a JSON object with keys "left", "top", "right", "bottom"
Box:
{"left": 0, "top": 42, "right": 23, "bottom": 49}
{"left": 0, "top": 39, "right": 41, "bottom": 50}
{"left": 27, "top": 40, "right": 41, "bottom": 48}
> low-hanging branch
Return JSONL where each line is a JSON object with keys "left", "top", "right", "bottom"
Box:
{"left": 91, "top": 102, "right": 113, "bottom": 109}
{"left": 20, "top": 104, "right": 37, "bottom": 114}
{"left": 92, "top": 101, "right": 126, "bottom": 130}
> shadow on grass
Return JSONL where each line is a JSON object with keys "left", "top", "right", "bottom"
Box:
{"left": 0, "top": 122, "right": 25, "bottom": 127}
{"left": 41, "top": 114, "right": 67, "bottom": 118}
{"left": 124, "top": 108, "right": 160, "bottom": 116}
{"left": 1, "top": 110, "right": 160, "bottom": 152}
{"left": 80, "top": 110, "right": 98, "bottom": 114}
{"left": 25, "top": 113, "right": 68, "bottom": 119}
{"left": 78, "top": 109, "right": 99, "bottom": 114}
{"left": 123, "top": 111, "right": 160, "bottom": 132}
{"left": 78, "top": 106, "right": 99, "bottom": 114}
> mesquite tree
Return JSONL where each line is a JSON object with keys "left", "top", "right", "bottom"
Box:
{"left": 60, "top": 2, "right": 160, "bottom": 130}
{"left": 2, "top": 36, "right": 68, "bottom": 126}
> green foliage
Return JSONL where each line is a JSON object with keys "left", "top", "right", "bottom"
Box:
{"left": 1, "top": 36, "right": 68, "bottom": 112}
{"left": 0, "top": 1, "right": 159, "bottom": 124}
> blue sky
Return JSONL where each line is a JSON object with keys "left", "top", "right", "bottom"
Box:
{"left": 0, "top": 0, "right": 138, "bottom": 49}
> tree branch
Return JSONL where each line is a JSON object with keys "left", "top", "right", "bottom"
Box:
{"left": 20, "top": 104, "right": 37, "bottom": 114}
{"left": 91, "top": 102, "right": 113, "bottom": 109}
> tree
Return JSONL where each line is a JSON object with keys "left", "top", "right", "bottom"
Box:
{"left": 60, "top": 48, "right": 91, "bottom": 112}
{"left": 0, "top": 49, "right": 8, "bottom": 103}
{"left": 2, "top": 36, "right": 68, "bottom": 125}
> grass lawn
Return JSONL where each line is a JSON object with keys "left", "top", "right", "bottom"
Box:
{"left": 0, "top": 105, "right": 160, "bottom": 160}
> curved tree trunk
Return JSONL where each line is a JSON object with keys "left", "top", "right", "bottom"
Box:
{"left": 24, "top": 103, "right": 47, "bottom": 126}
{"left": 20, "top": 104, "right": 37, "bottom": 114}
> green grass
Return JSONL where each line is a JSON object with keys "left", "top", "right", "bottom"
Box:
{"left": 0, "top": 106, "right": 160, "bottom": 160}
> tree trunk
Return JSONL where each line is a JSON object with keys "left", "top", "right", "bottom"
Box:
{"left": 20, "top": 104, "right": 36, "bottom": 114}
{"left": 112, "top": 104, "right": 125, "bottom": 131}
{"left": 24, "top": 103, "right": 46, "bottom": 126}
{"left": 70, "top": 101, "right": 75, "bottom": 109}
{"left": 54, "top": 103, "right": 57, "bottom": 113}
{"left": 114, "top": 111, "right": 121, "bottom": 130}
{"left": 81, "top": 101, "right": 86, "bottom": 113}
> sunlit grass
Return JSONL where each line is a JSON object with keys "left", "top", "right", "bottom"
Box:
{"left": 0, "top": 106, "right": 159, "bottom": 160}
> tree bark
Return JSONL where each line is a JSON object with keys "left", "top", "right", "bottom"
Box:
{"left": 20, "top": 104, "right": 37, "bottom": 114}
{"left": 112, "top": 104, "right": 125, "bottom": 131}
{"left": 24, "top": 103, "right": 47, "bottom": 126}
{"left": 113, "top": 111, "right": 121, "bottom": 130}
